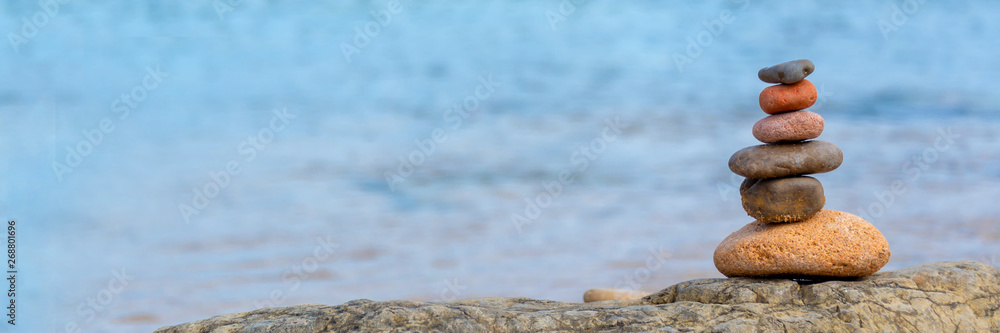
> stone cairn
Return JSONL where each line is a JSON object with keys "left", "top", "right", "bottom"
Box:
{"left": 714, "top": 60, "right": 891, "bottom": 279}
{"left": 583, "top": 60, "right": 894, "bottom": 302}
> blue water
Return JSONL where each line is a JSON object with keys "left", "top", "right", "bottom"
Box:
{"left": 3, "top": 1, "right": 1000, "bottom": 331}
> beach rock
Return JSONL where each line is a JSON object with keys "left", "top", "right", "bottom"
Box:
{"left": 155, "top": 261, "right": 1000, "bottom": 332}
{"left": 752, "top": 110, "right": 824, "bottom": 143}
{"left": 759, "top": 79, "right": 817, "bottom": 114}
{"left": 758, "top": 59, "right": 815, "bottom": 84}
{"left": 740, "top": 177, "right": 825, "bottom": 223}
{"left": 714, "top": 209, "right": 890, "bottom": 278}
{"left": 729, "top": 140, "right": 843, "bottom": 179}
{"left": 583, "top": 288, "right": 650, "bottom": 302}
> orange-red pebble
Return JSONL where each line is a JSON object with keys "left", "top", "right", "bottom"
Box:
{"left": 759, "top": 79, "right": 817, "bottom": 114}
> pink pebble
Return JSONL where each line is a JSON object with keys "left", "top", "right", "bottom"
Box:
{"left": 752, "top": 110, "right": 824, "bottom": 143}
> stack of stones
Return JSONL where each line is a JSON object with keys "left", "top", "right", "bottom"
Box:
{"left": 714, "top": 60, "right": 891, "bottom": 279}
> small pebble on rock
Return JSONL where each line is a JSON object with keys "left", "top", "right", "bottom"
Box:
{"left": 583, "top": 288, "right": 651, "bottom": 302}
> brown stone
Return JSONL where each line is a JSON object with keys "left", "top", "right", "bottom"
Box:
{"left": 759, "top": 79, "right": 817, "bottom": 114}
{"left": 728, "top": 140, "right": 843, "bottom": 179}
{"left": 740, "top": 176, "right": 825, "bottom": 223}
{"left": 713, "top": 209, "right": 891, "bottom": 278}
{"left": 752, "top": 110, "right": 824, "bottom": 143}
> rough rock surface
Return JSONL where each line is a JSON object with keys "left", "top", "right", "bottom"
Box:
{"left": 714, "top": 209, "right": 890, "bottom": 278}
{"left": 729, "top": 140, "right": 844, "bottom": 179}
{"left": 740, "top": 176, "right": 825, "bottom": 223}
{"left": 156, "top": 261, "right": 1000, "bottom": 333}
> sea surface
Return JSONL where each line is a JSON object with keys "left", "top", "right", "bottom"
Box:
{"left": 2, "top": 1, "right": 999, "bottom": 332}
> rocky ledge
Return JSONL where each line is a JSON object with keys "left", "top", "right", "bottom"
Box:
{"left": 156, "top": 261, "right": 1000, "bottom": 332}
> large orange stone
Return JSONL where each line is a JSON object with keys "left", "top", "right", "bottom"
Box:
{"left": 758, "top": 79, "right": 817, "bottom": 114}
{"left": 714, "top": 209, "right": 890, "bottom": 278}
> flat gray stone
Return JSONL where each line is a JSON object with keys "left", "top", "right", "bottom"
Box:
{"left": 729, "top": 140, "right": 843, "bottom": 179}
{"left": 758, "top": 59, "right": 815, "bottom": 84}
